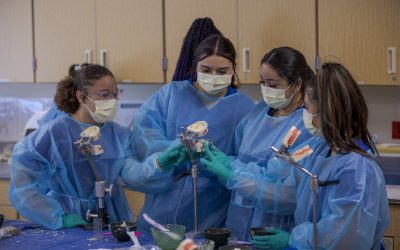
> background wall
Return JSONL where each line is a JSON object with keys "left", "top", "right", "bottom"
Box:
{"left": 0, "top": 82, "right": 399, "bottom": 144}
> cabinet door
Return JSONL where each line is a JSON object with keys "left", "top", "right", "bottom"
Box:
{"left": 96, "top": 0, "right": 163, "bottom": 83}
{"left": 319, "top": 0, "right": 400, "bottom": 85}
{"left": 165, "top": 0, "right": 238, "bottom": 81}
{"left": 0, "top": 0, "right": 33, "bottom": 82}
{"left": 34, "top": 0, "right": 96, "bottom": 82}
{"left": 238, "top": 0, "right": 316, "bottom": 84}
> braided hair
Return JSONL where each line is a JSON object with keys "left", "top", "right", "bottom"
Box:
{"left": 172, "top": 17, "right": 222, "bottom": 81}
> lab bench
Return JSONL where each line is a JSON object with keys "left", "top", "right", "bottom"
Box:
{"left": 0, "top": 219, "right": 155, "bottom": 250}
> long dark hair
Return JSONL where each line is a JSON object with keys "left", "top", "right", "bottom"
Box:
{"left": 261, "top": 47, "right": 315, "bottom": 103}
{"left": 311, "top": 62, "right": 377, "bottom": 156}
{"left": 194, "top": 34, "right": 238, "bottom": 88}
{"left": 172, "top": 17, "right": 222, "bottom": 81}
{"left": 54, "top": 64, "right": 114, "bottom": 114}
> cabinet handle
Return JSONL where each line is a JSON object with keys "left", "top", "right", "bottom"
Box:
{"left": 84, "top": 49, "right": 92, "bottom": 64}
{"left": 100, "top": 49, "right": 108, "bottom": 67}
{"left": 243, "top": 48, "right": 251, "bottom": 73}
{"left": 387, "top": 47, "right": 396, "bottom": 74}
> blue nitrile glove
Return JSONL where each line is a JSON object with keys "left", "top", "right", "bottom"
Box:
{"left": 62, "top": 214, "right": 87, "bottom": 228}
{"left": 200, "top": 143, "right": 232, "bottom": 184}
{"left": 251, "top": 228, "right": 290, "bottom": 250}
{"left": 157, "top": 144, "right": 189, "bottom": 170}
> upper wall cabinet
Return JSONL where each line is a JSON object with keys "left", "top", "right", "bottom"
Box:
{"left": 319, "top": 0, "right": 400, "bottom": 85}
{"left": 0, "top": 0, "right": 34, "bottom": 82}
{"left": 34, "top": 0, "right": 163, "bottom": 83}
{"left": 34, "top": 0, "right": 96, "bottom": 82}
{"left": 164, "top": 0, "right": 238, "bottom": 82}
{"left": 95, "top": 0, "right": 163, "bottom": 83}
{"left": 237, "top": 0, "right": 316, "bottom": 84}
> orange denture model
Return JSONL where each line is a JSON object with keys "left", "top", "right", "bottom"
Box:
{"left": 290, "top": 145, "right": 313, "bottom": 162}
{"left": 282, "top": 126, "right": 301, "bottom": 148}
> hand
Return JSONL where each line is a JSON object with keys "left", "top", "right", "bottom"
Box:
{"left": 157, "top": 144, "right": 189, "bottom": 170}
{"left": 251, "top": 228, "right": 290, "bottom": 250}
{"left": 200, "top": 143, "right": 232, "bottom": 184}
{"left": 207, "top": 142, "right": 230, "bottom": 166}
{"left": 62, "top": 214, "right": 87, "bottom": 228}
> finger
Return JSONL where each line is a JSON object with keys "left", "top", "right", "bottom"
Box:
{"left": 265, "top": 227, "right": 280, "bottom": 234}
{"left": 200, "top": 158, "right": 212, "bottom": 168}
{"left": 252, "top": 235, "right": 272, "bottom": 241}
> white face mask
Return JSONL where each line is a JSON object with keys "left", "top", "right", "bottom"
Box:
{"left": 197, "top": 72, "right": 232, "bottom": 95}
{"left": 261, "top": 84, "right": 295, "bottom": 109}
{"left": 303, "top": 109, "right": 320, "bottom": 135}
{"left": 85, "top": 96, "right": 118, "bottom": 123}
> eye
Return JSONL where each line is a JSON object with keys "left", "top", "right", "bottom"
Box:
{"left": 217, "top": 70, "right": 228, "bottom": 75}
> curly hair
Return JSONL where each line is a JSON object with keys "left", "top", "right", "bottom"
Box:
{"left": 54, "top": 64, "right": 114, "bottom": 114}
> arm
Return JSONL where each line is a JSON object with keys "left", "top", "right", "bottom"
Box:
{"left": 290, "top": 156, "right": 389, "bottom": 249}
{"left": 227, "top": 156, "right": 298, "bottom": 214}
{"left": 8, "top": 137, "right": 65, "bottom": 230}
{"left": 131, "top": 85, "right": 175, "bottom": 161}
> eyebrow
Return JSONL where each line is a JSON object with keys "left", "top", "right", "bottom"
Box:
{"left": 200, "top": 65, "right": 230, "bottom": 70}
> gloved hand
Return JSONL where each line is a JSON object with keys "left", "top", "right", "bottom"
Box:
{"left": 200, "top": 143, "right": 232, "bottom": 184}
{"left": 207, "top": 142, "right": 230, "bottom": 166}
{"left": 251, "top": 228, "right": 290, "bottom": 250}
{"left": 62, "top": 214, "right": 87, "bottom": 228}
{"left": 157, "top": 144, "right": 189, "bottom": 170}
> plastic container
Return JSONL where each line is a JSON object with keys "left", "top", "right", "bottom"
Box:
{"left": 151, "top": 224, "right": 185, "bottom": 250}
{"left": 109, "top": 221, "right": 136, "bottom": 242}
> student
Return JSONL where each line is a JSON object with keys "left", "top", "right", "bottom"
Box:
{"left": 9, "top": 64, "right": 140, "bottom": 229}
{"left": 201, "top": 47, "right": 317, "bottom": 240}
{"left": 129, "top": 34, "right": 255, "bottom": 233}
{"left": 251, "top": 62, "right": 390, "bottom": 250}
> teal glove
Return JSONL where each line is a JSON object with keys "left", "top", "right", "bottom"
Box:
{"left": 207, "top": 143, "right": 230, "bottom": 166}
{"left": 200, "top": 143, "right": 232, "bottom": 184}
{"left": 251, "top": 228, "right": 290, "bottom": 250}
{"left": 157, "top": 144, "right": 189, "bottom": 170}
{"left": 62, "top": 214, "right": 87, "bottom": 228}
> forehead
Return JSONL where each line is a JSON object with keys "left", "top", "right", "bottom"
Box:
{"left": 88, "top": 76, "right": 117, "bottom": 91}
{"left": 260, "top": 64, "right": 281, "bottom": 79}
{"left": 197, "top": 55, "right": 233, "bottom": 68}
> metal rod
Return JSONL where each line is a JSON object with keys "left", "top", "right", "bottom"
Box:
{"left": 311, "top": 176, "right": 318, "bottom": 250}
{"left": 192, "top": 162, "right": 198, "bottom": 233}
{"left": 271, "top": 146, "right": 318, "bottom": 250}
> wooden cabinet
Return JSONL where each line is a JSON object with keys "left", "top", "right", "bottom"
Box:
{"left": 0, "top": 0, "right": 34, "bottom": 82}
{"left": 0, "top": 179, "right": 18, "bottom": 220}
{"left": 34, "top": 0, "right": 96, "bottom": 82}
{"left": 237, "top": 0, "right": 316, "bottom": 84}
{"left": 34, "top": 0, "right": 163, "bottom": 83}
{"left": 164, "top": 0, "right": 238, "bottom": 81}
{"left": 385, "top": 204, "right": 400, "bottom": 250}
{"left": 319, "top": 0, "right": 400, "bottom": 85}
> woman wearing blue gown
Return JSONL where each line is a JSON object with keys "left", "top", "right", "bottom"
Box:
{"left": 129, "top": 35, "right": 255, "bottom": 233}
{"left": 251, "top": 63, "right": 389, "bottom": 250}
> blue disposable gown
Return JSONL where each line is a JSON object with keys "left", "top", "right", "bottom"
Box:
{"left": 9, "top": 115, "right": 141, "bottom": 229}
{"left": 38, "top": 106, "right": 67, "bottom": 126}
{"left": 129, "top": 80, "right": 255, "bottom": 233}
{"left": 290, "top": 151, "right": 390, "bottom": 250}
{"left": 226, "top": 101, "right": 319, "bottom": 241}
